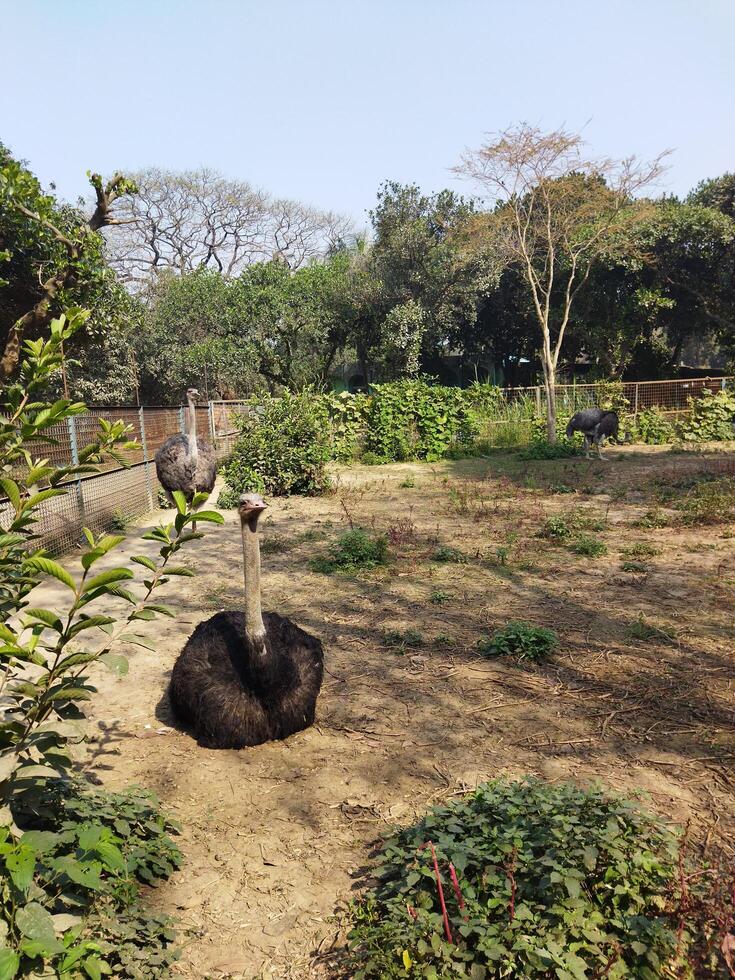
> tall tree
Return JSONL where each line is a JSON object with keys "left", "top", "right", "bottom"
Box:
{"left": 455, "top": 125, "right": 667, "bottom": 439}
{"left": 0, "top": 144, "right": 136, "bottom": 379}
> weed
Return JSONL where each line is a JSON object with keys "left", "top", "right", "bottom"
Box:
{"left": 109, "top": 508, "right": 134, "bottom": 531}
{"left": 430, "top": 589, "right": 453, "bottom": 605}
{"left": 571, "top": 534, "right": 608, "bottom": 557}
{"left": 621, "top": 541, "right": 660, "bottom": 559}
{"left": 634, "top": 508, "right": 671, "bottom": 529}
{"left": 433, "top": 633, "right": 456, "bottom": 648}
{"left": 548, "top": 483, "right": 576, "bottom": 494}
{"left": 627, "top": 614, "right": 677, "bottom": 644}
{"left": 382, "top": 628, "right": 424, "bottom": 651}
{"left": 676, "top": 477, "right": 735, "bottom": 525}
{"left": 433, "top": 545, "right": 468, "bottom": 563}
{"left": 298, "top": 527, "right": 326, "bottom": 542}
{"left": 310, "top": 528, "right": 388, "bottom": 574}
{"left": 519, "top": 439, "right": 580, "bottom": 460}
{"left": 538, "top": 514, "right": 574, "bottom": 540}
{"left": 477, "top": 620, "right": 558, "bottom": 664}
{"left": 399, "top": 476, "right": 416, "bottom": 488}
{"left": 621, "top": 560, "right": 649, "bottom": 573}
{"left": 495, "top": 545, "right": 510, "bottom": 566}
{"left": 361, "top": 451, "right": 386, "bottom": 466}
{"left": 387, "top": 516, "right": 417, "bottom": 547}
{"left": 157, "top": 488, "right": 170, "bottom": 509}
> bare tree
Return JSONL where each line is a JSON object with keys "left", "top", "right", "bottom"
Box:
{"left": 455, "top": 124, "right": 668, "bottom": 440}
{"left": 106, "top": 167, "right": 354, "bottom": 285}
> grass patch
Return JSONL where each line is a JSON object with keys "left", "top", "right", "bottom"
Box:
{"left": 381, "top": 628, "right": 424, "bottom": 652}
{"left": 310, "top": 528, "right": 388, "bottom": 574}
{"left": 621, "top": 542, "right": 660, "bottom": 559}
{"left": 260, "top": 532, "right": 291, "bottom": 554}
{"left": 477, "top": 620, "right": 558, "bottom": 665}
{"left": 429, "top": 589, "right": 453, "bottom": 605}
{"left": 399, "top": 476, "right": 416, "bottom": 488}
{"left": 633, "top": 508, "right": 671, "bottom": 529}
{"left": 621, "top": 560, "right": 649, "bottom": 573}
{"left": 676, "top": 477, "right": 735, "bottom": 525}
{"left": 570, "top": 534, "right": 608, "bottom": 558}
{"left": 519, "top": 439, "right": 580, "bottom": 460}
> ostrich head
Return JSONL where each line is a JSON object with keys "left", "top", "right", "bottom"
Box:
{"left": 186, "top": 387, "right": 200, "bottom": 402}
{"left": 238, "top": 492, "right": 267, "bottom": 531}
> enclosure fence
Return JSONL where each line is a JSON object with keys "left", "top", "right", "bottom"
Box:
{"left": 3, "top": 375, "right": 733, "bottom": 556}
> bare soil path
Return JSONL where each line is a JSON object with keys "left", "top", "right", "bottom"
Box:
{"left": 32, "top": 445, "right": 735, "bottom": 978}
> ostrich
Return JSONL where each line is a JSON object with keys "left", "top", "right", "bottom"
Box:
{"left": 566, "top": 409, "right": 620, "bottom": 460}
{"left": 168, "top": 493, "right": 324, "bottom": 748}
{"left": 155, "top": 388, "right": 217, "bottom": 526}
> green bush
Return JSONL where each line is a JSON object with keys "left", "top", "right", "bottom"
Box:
{"left": 222, "top": 390, "right": 331, "bottom": 496}
{"left": 538, "top": 514, "right": 574, "bottom": 540}
{"left": 675, "top": 476, "right": 735, "bottom": 525}
{"left": 477, "top": 621, "right": 558, "bottom": 664}
{"left": 310, "top": 528, "right": 388, "bottom": 574}
{"left": 520, "top": 439, "right": 580, "bottom": 460}
{"left": 348, "top": 778, "right": 693, "bottom": 978}
{"left": 433, "top": 545, "right": 468, "bottom": 564}
{"left": 631, "top": 407, "right": 675, "bottom": 445}
{"left": 678, "top": 388, "right": 735, "bottom": 442}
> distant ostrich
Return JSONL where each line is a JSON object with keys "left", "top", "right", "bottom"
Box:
{"left": 566, "top": 409, "right": 621, "bottom": 460}
{"left": 168, "top": 493, "right": 324, "bottom": 749}
{"left": 155, "top": 388, "right": 216, "bottom": 526}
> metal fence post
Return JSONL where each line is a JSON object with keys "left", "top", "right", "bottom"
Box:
{"left": 67, "top": 417, "right": 86, "bottom": 534}
{"left": 634, "top": 383, "right": 640, "bottom": 416}
{"left": 208, "top": 400, "right": 216, "bottom": 445}
{"left": 139, "top": 407, "right": 155, "bottom": 512}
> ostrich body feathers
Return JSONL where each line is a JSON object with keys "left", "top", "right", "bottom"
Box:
{"left": 566, "top": 409, "right": 620, "bottom": 442}
{"left": 155, "top": 433, "right": 217, "bottom": 501}
{"left": 169, "top": 611, "right": 324, "bottom": 748}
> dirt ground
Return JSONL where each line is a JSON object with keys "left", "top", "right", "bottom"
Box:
{"left": 35, "top": 444, "right": 735, "bottom": 979}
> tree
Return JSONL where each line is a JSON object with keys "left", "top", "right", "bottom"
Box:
{"left": 106, "top": 167, "right": 353, "bottom": 285}
{"left": 688, "top": 173, "right": 735, "bottom": 220}
{"left": 0, "top": 145, "right": 136, "bottom": 379}
{"left": 455, "top": 125, "right": 667, "bottom": 439}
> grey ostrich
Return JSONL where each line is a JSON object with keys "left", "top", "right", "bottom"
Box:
{"left": 155, "top": 388, "right": 217, "bottom": 526}
{"left": 566, "top": 409, "right": 620, "bottom": 459}
{"left": 168, "top": 493, "right": 324, "bottom": 749}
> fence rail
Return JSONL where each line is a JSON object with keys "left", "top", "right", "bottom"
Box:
{"left": 3, "top": 375, "right": 733, "bottom": 556}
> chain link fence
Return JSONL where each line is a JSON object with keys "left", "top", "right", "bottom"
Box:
{"left": 3, "top": 376, "right": 733, "bottom": 556}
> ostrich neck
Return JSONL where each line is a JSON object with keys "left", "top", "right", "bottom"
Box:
{"left": 240, "top": 513, "right": 267, "bottom": 657}
{"left": 186, "top": 394, "right": 199, "bottom": 467}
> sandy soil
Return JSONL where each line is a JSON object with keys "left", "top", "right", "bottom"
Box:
{"left": 31, "top": 444, "right": 735, "bottom": 979}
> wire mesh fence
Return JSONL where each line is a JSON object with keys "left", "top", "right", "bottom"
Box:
{"left": 2, "top": 375, "right": 733, "bottom": 556}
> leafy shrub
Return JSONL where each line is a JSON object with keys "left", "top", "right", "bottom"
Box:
{"left": 323, "top": 390, "right": 371, "bottom": 462}
{"left": 361, "top": 451, "right": 387, "bottom": 466}
{"left": 433, "top": 545, "right": 468, "bottom": 564}
{"left": 477, "top": 621, "right": 558, "bottom": 664}
{"left": 348, "top": 778, "right": 693, "bottom": 978}
{"left": 0, "top": 782, "right": 181, "bottom": 978}
{"left": 571, "top": 534, "right": 608, "bottom": 557}
{"left": 631, "top": 407, "right": 675, "bottom": 445}
{"left": 633, "top": 508, "right": 671, "bottom": 529}
{"left": 399, "top": 476, "right": 416, "bottom": 488}
{"left": 222, "top": 390, "right": 331, "bottom": 496}
{"left": 310, "top": 528, "right": 388, "bottom": 574}
{"left": 678, "top": 388, "right": 735, "bottom": 442}
{"left": 538, "top": 514, "right": 574, "bottom": 540}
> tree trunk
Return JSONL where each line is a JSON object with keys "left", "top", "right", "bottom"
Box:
{"left": 541, "top": 351, "right": 557, "bottom": 443}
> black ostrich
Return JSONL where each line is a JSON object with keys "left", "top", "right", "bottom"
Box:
{"left": 566, "top": 409, "right": 620, "bottom": 460}
{"left": 168, "top": 493, "right": 324, "bottom": 749}
{"left": 155, "top": 388, "right": 217, "bottom": 527}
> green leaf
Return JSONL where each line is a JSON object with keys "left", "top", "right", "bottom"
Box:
{"left": 6, "top": 844, "right": 35, "bottom": 893}
{"left": 131, "top": 555, "right": 156, "bottom": 571}
{"left": 99, "top": 653, "right": 128, "bottom": 677}
{"left": 188, "top": 510, "right": 224, "bottom": 525}
{"left": 20, "top": 830, "right": 61, "bottom": 854}
{"left": 144, "top": 603, "right": 175, "bottom": 617}
{"left": 0, "top": 948, "right": 20, "bottom": 980}
{"left": 83, "top": 568, "right": 134, "bottom": 593}
{"left": 67, "top": 615, "right": 115, "bottom": 638}
{"left": 171, "top": 490, "right": 187, "bottom": 514}
{"left": 15, "top": 902, "right": 59, "bottom": 947}
{"left": 0, "top": 479, "right": 21, "bottom": 512}
{"left": 23, "top": 608, "right": 63, "bottom": 632}
{"left": 81, "top": 535, "right": 126, "bottom": 570}
{"left": 25, "top": 556, "right": 76, "bottom": 592}
{"left": 118, "top": 633, "right": 156, "bottom": 651}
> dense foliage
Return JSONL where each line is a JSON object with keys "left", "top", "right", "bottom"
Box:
{"left": 348, "top": 778, "right": 725, "bottom": 978}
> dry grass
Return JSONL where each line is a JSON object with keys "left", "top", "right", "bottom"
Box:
{"left": 52, "top": 442, "right": 735, "bottom": 978}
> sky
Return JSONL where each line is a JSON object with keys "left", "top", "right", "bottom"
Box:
{"left": 2, "top": 0, "right": 734, "bottom": 227}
